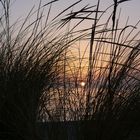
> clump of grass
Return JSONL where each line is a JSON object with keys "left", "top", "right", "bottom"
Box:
{"left": 1, "top": 0, "right": 140, "bottom": 140}
{"left": 0, "top": 0, "right": 87, "bottom": 140}
{"left": 39, "top": 0, "right": 140, "bottom": 140}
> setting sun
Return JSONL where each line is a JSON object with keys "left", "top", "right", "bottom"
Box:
{"left": 80, "top": 81, "right": 86, "bottom": 87}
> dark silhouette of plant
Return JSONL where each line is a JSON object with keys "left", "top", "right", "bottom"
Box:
{"left": 0, "top": 0, "right": 140, "bottom": 140}
{"left": 0, "top": 0, "right": 86, "bottom": 140}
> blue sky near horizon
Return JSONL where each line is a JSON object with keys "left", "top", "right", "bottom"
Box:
{"left": 10, "top": 0, "right": 140, "bottom": 27}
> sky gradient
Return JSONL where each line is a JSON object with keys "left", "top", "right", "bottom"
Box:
{"left": 9, "top": 0, "right": 140, "bottom": 66}
{"left": 11, "top": 0, "right": 140, "bottom": 27}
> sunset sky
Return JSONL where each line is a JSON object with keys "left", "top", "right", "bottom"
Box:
{"left": 9, "top": 0, "right": 140, "bottom": 78}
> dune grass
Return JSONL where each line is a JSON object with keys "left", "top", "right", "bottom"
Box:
{"left": 0, "top": 0, "right": 86, "bottom": 139}
{"left": 0, "top": 0, "right": 140, "bottom": 140}
{"left": 39, "top": 0, "right": 140, "bottom": 140}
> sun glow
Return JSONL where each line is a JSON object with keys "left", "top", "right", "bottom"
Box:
{"left": 80, "top": 81, "right": 86, "bottom": 87}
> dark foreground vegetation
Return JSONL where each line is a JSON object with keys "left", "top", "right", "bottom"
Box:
{"left": 0, "top": 0, "right": 140, "bottom": 140}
